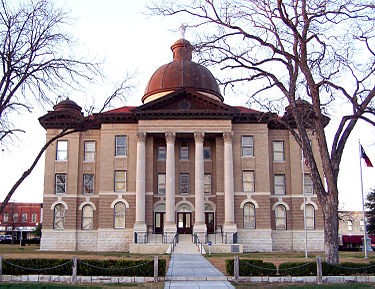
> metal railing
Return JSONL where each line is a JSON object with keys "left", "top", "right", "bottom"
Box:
{"left": 170, "top": 233, "right": 179, "bottom": 253}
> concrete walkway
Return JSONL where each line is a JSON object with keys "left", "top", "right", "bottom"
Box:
{"left": 164, "top": 253, "right": 234, "bottom": 289}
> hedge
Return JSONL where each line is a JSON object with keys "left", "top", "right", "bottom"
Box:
{"left": 2, "top": 258, "right": 166, "bottom": 277}
{"left": 226, "top": 259, "right": 277, "bottom": 276}
{"left": 278, "top": 261, "right": 316, "bottom": 276}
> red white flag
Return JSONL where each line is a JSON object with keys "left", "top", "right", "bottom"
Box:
{"left": 361, "top": 145, "right": 373, "bottom": 167}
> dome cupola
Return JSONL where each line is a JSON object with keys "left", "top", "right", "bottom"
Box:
{"left": 142, "top": 39, "right": 223, "bottom": 103}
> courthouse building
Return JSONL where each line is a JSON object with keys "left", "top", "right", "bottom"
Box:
{"left": 39, "top": 38, "right": 324, "bottom": 252}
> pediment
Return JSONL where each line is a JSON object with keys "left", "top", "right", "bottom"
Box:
{"left": 134, "top": 88, "right": 237, "bottom": 119}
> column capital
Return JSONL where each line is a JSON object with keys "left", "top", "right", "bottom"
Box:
{"left": 165, "top": 131, "right": 176, "bottom": 143}
{"left": 136, "top": 132, "right": 147, "bottom": 142}
{"left": 223, "top": 131, "right": 233, "bottom": 143}
{"left": 194, "top": 131, "right": 205, "bottom": 143}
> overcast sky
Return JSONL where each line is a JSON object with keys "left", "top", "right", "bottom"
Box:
{"left": 0, "top": 0, "right": 374, "bottom": 211}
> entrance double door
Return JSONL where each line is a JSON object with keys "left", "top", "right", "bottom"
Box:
{"left": 177, "top": 212, "right": 192, "bottom": 234}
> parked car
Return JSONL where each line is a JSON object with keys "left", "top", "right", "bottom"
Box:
{"left": 0, "top": 234, "right": 13, "bottom": 243}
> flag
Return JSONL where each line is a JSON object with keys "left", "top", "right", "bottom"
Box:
{"left": 361, "top": 145, "right": 373, "bottom": 167}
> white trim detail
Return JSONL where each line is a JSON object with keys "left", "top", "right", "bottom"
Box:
{"left": 79, "top": 200, "right": 97, "bottom": 211}
{"left": 110, "top": 198, "right": 130, "bottom": 209}
{"left": 240, "top": 198, "right": 259, "bottom": 209}
{"left": 50, "top": 200, "right": 68, "bottom": 210}
{"left": 272, "top": 201, "right": 290, "bottom": 211}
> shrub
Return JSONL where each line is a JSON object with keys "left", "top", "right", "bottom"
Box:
{"left": 2, "top": 258, "right": 166, "bottom": 277}
{"left": 226, "top": 259, "right": 277, "bottom": 276}
{"left": 323, "top": 261, "right": 375, "bottom": 276}
{"left": 278, "top": 261, "right": 316, "bottom": 276}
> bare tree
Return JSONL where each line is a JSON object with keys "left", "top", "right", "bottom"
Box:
{"left": 0, "top": 0, "right": 99, "bottom": 144}
{"left": 0, "top": 79, "right": 133, "bottom": 216}
{"left": 150, "top": 0, "right": 375, "bottom": 263}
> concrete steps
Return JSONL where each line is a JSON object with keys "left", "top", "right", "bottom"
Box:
{"left": 172, "top": 234, "right": 200, "bottom": 254}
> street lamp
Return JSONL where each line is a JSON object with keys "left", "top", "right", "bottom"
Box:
{"left": 18, "top": 226, "right": 23, "bottom": 246}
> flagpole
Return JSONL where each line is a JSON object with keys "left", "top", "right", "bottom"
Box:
{"left": 359, "top": 140, "right": 368, "bottom": 258}
{"left": 302, "top": 148, "right": 308, "bottom": 258}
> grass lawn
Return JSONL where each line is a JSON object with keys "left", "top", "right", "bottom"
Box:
{"left": 233, "top": 284, "right": 375, "bottom": 288}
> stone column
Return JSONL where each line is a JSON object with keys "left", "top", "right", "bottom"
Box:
{"left": 194, "top": 132, "right": 206, "bottom": 236}
{"left": 134, "top": 132, "right": 147, "bottom": 243}
{"left": 223, "top": 132, "right": 237, "bottom": 239}
{"left": 164, "top": 132, "right": 177, "bottom": 239}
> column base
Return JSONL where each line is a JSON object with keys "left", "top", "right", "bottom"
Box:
{"left": 223, "top": 223, "right": 238, "bottom": 244}
{"left": 193, "top": 223, "right": 207, "bottom": 243}
{"left": 163, "top": 223, "right": 177, "bottom": 243}
{"left": 133, "top": 223, "right": 147, "bottom": 244}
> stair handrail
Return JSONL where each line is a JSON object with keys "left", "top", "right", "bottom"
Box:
{"left": 170, "top": 233, "right": 179, "bottom": 253}
{"left": 193, "top": 233, "right": 203, "bottom": 254}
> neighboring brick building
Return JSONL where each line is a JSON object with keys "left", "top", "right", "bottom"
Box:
{"left": 0, "top": 202, "right": 43, "bottom": 239}
{"left": 39, "top": 38, "right": 325, "bottom": 252}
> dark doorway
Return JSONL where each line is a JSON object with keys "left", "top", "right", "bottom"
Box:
{"left": 154, "top": 212, "right": 164, "bottom": 234}
{"left": 205, "top": 212, "right": 215, "bottom": 234}
{"left": 177, "top": 212, "right": 192, "bottom": 234}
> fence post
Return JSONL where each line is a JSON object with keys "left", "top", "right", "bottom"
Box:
{"left": 154, "top": 256, "right": 159, "bottom": 282}
{"left": 316, "top": 255, "right": 322, "bottom": 285}
{"left": 234, "top": 255, "right": 239, "bottom": 282}
{"left": 0, "top": 255, "right": 2, "bottom": 282}
{"left": 72, "top": 256, "right": 77, "bottom": 284}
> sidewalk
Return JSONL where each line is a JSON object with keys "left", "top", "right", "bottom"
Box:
{"left": 164, "top": 253, "right": 234, "bottom": 289}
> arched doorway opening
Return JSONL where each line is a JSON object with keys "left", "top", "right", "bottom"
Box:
{"left": 204, "top": 203, "right": 215, "bottom": 234}
{"left": 176, "top": 203, "right": 192, "bottom": 234}
{"left": 154, "top": 203, "right": 165, "bottom": 234}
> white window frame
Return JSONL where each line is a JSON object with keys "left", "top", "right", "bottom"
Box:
{"left": 348, "top": 220, "right": 353, "bottom": 231}
{"left": 31, "top": 213, "right": 37, "bottom": 223}
{"left": 84, "top": 141, "right": 95, "bottom": 162}
{"left": 243, "top": 202, "right": 256, "bottom": 229}
{"left": 115, "top": 135, "right": 127, "bottom": 157}
{"left": 305, "top": 204, "right": 315, "bottom": 230}
{"left": 53, "top": 204, "right": 65, "bottom": 230}
{"left": 83, "top": 174, "right": 94, "bottom": 194}
{"left": 55, "top": 174, "right": 67, "bottom": 194}
{"left": 56, "top": 140, "right": 68, "bottom": 161}
{"left": 158, "top": 173, "right": 166, "bottom": 194}
{"left": 273, "top": 140, "right": 285, "bottom": 162}
{"left": 22, "top": 213, "right": 27, "bottom": 222}
{"left": 180, "top": 140, "right": 189, "bottom": 160}
{"left": 81, "top": 204, "right": 93, "bottom": 230}
{"left": 3, "top": 213, "right": 8, "bottom": 223}
{"left": 180, "top": 173, "right": 189, "bottom": 194}
{"left": 242, "top": 171, "right": 255, "bottom": 192}
{"left": 114, "top": 170, "right": 126, "bottom": 192}
{"left": 114, "top": 202, "right": 126, "bottom": 229}
{"left": 303, "top": 174, "right": 314, "bottom": 195}
{"left": 204, "top": 174, "right": 212, "bottom": 194}
{"left": 13, "top": 213, "right": 18, "bottom": 222}
{"left": 275, "top": 205, "right": 287, "bottom": 230}
{"left": 242, "top": 136, "right": 254, "bottom": 157}
{"left": 274, "top": 174, "right": 286, "bottom": 195}
{"left": 157, "top": 144, "right": 166, "bottom": 160}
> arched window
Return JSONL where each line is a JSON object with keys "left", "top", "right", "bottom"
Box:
{"left": 305, "top": 204, "right": 315, "bottom": 230}
{"left": 114, "top": 202, "right": 126, "bottom": 229}
{"left": 243, "top": 202, "right": 256, "bottom": 229}
{"left": 81, "top": 205, "right": 93, "bottom": 230}
{"left": 53, "top": 204, "right": 65, "bottom": 230}
{"left": 275, "top": 205, "right": 287, "bottom": 230}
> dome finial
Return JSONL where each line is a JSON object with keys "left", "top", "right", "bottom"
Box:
{"left": 179, "top": 23, "right": 187, "bottom": 39}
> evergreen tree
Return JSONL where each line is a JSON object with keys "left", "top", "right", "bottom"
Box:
{"left": 365, "top": 188, "right": 375, "bottom": 235}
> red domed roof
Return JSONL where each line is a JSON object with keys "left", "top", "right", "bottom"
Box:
{"left": 142, "top": 39, "right": 222, "bottom": 103}
{"left": 53, "top": 98, "right": 82, "bottom": 116}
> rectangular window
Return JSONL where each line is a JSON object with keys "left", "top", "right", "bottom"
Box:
{"left": 84, "top": 141, "right": 95, "bottom": 162}
{"left": 158, "top": 173, "right": 166, "bottom": 194}
{"left": 3, "top": 213, "right": 8, "bottom": 223}
{"left": 157, "top": 144, "right": 166, "bottom": 160}
{"left": 348, "top": 220, "right": 353, "bottom": 231}
{"left": 204, "top": 145, "right": 211, "bottom": 160}
{"left": 242, "top": 171, "right": 255, "bottom": 192}
{"left": 360, "top": 220, "right": 365, "bottom": 231}
{"left": 22, "top": 213, "right": 27, "bottom": 222}
{"left": 274, "top": 174, "right": 286, "bottom": 195}
{"left": 180, "top": 173, "right": 189, "bottom": 194}
{"left": 242, "top": 136, "right": 254, "bottom": 157}
{"left": 273, "top": 141, "right": 285, "bottom": 162}
{"left": 204, "top": 174, "right": 212, "bottom": 194}
{"left": 31, "top": 213, "right": 37, "bottom": 223}
{"left": 114, "top": 170, "right": 126, "bottom": 192}
{"left": 180, "top": 140, "right": 189, "bottom": 160}
{"left": 55, "top": 174, "right": 67, "bottom": 194}
{"left": 56, "top": 140, "right": 68, "bottom": 161}
{"left": 83, "top": 174, "right": 94, "bottom": 194}
{"left": 13, "top": 213, "right": 18, "bottom": 222}
{"left": 115, "top": 135, "right": 127, "bottom": 157}
{"left": 303, "top": 174, "right": 313, "bottom": 195}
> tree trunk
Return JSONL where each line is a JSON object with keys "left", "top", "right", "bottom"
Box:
{"left": 321, "top": 184, "right": 339, "bottom": 264}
